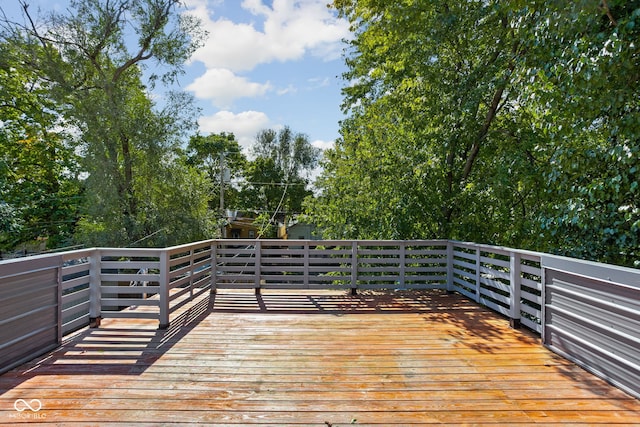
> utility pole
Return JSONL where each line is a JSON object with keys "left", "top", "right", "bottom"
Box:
{"left": 219, "top": 152, "right": 225, "bottom": 238}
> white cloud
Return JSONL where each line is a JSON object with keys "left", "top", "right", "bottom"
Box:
{"left": 311, "top": 139, "right": 334, "bottom": 151}
{"left": 186, "top": 0, "right": 350, "bottom": 72}
{"left": 186, "top": 68, "right": 272, "bottom": 108}
{"left": 198, "top": 110, "right": 272, "bottom": 148}
{"left": 307, "top": 76, "right": 331, "bottom": 89}
{"left": 276, "top": 84, "right": 297, "bottom": 95}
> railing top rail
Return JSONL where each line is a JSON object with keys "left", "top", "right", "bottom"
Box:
{"left": 97, "top": 248, "right": 165, "bottom": 258}
{"left": 541, "top": 253, "right": 640, "bottom": 289}
{"left": 3, "top": 239, "right": 638, "bottom": 276}
{"left": 450, "top": 240, "right": 546, "bottom": 259}
{"left": 0, "top": 253, "right": 63, "bottom": 278}
{"left": 61, "top": 248, "right": 97, "bottom": 261}
{"left": 216, "top": 239, "right": 449, "bottom": 245}
{"left": 165, "top": 239, "right": 217, "bottom": 255}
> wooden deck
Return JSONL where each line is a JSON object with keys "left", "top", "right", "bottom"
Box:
{"left": 1, "top": 289, "right": 639, "bottom": 426}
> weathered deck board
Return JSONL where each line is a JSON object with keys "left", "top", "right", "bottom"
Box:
{"left": 1, "top": 289, "right": 639, "bottom": 425}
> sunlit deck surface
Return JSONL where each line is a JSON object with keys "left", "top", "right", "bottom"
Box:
{"left": 2, "top": 289, "right": 640, "bottom": 425}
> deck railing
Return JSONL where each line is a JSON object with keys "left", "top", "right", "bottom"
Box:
{"left": 1, "top": 239, "right": 639, "bottom": 398}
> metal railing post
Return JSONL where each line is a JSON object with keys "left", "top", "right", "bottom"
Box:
{"left": 399, "top": 242, "right": 406, "bottom": 289}
{"left": 56, "top": 261, "right": 63, "bottom": 343}
{"left": 475, "top": 247, "right": 481, "bottom": 303}
{"left": 351, "top": 241, "right": 358, "bottom": 296}
{"left": 211, "top": 241, "right": 217, "bottom": 295}
{"left": 304, "top": 241, "right": 310, "bottom": 288}
{"left": 89, "top": 249, "right": 102, "bottom": 328}
{"left": 446, "top": 241, "right": 454, "bottom": 293}
{"left": 159, "top": 250, "right": 170, "bottom": 329}
{"left": 189, "top": 248, "right": 195, "bottom": 301}
{"left": 254, "top": 241, "right": 262, "bottom": 295}
{"left": 509, "top": 251, "right": 522, "bottom": 329}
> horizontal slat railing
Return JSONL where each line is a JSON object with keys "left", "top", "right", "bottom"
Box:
{"left": 212, "top": 240, "right": 448, "bottom": 292}
{"left": 0, "top": 254, "right": 61, "bottom": 375}
{"left": 97, "top": 248, "right": 163, "bottom": 323}
{"left": 2, "top": 238, "right": 639, "bottom": 399}
{"left": 61, "top": 249, "right": 95, "bottom": 335}
{"left": 449, "top": 241, "right": 543, "bottom": 332}
{"left": 542, "top": 256, "right": 640, "bottom": 399}
{"left": 164, "top": 240, "right": 215, "bottom": 326}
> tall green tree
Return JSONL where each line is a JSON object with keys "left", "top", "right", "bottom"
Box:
{"left": 3, "top": 0, "right": 210, "bottom": 247}
{"left": 314, "top": 0, "right": 545, "bottom": 243}
{"left": 315, "top": 0, "right": 639, "bottom": 266}
{"left": 517, "top": 0, "right": 640, "bottom": 265}
{"left": 186, "top": 132, "right": 246, "bottom": 216}
{"left": 240, "top": 126, "right": 319, "bottom": 225}
{"left": 0, "top": 39, "right": 82, "bottom": 251}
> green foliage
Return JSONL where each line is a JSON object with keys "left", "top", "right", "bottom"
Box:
{"left": 76, "top": 153, "right": 215, "bottom": 247}
{"left": 316, "top": 0, "right": 542, "bottom": 244}
{"left": 317, "top": 0, "right": 639, "bottom": 266}
{"left": 517, "top": 0, "right": 640, "bottom": 265}
{"left": 239, "top": 126, "right": 319, "bottom": 218}
{"left": 186, "top": 132, "right": 246, "bottom": 213}
{"left": 0, "top": 39, "right": 82, "bottom": 251}
{"left": 1, "top": 0, "right": 211, "bottom": 249}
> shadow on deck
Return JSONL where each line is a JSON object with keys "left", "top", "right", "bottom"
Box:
{"left": 1, "top": 289, "right": 639, "bottom": 425}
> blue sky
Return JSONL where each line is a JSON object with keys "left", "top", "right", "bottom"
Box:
{"left": 4, "top": 0, "right": 351, "bottom": 151}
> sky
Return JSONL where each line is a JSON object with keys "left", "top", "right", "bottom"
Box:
{"left": 181, "top": 0, "right": 351, "bottom": 151}
{"left": 3, "top": 0, "right": 352, "bottom": 152}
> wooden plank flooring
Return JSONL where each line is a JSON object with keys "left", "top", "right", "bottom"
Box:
{"left": 1, "top": 289, "right": 640, "bottom": 425}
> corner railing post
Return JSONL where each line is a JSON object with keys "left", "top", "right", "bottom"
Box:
{"left": 89, "top": 249, "right": 102, "bottom": 328}
{"left": 475, "top": 247, "right": 481, "bottom": 303}
{"left": 509, "top": 251, "right": 522, "bottom": 329}
{"left": 303, "top": 241, "right": 310, "bottom": 288}
{"left": 446, "top": 241, "right": 454, "bottom": 293}
{"left": 159, "top": 249, "right": 170, "bottom": 329}
{"left": 254, "top": 240, "right": 262, "bottom": 295}
{"left": 350, "top": 241, "right": 358, "bottom": 296}
{"left": 399, "top": 241, "right": 406, "bottom": 289}
{"left": 56, "top": 260, "right": 63, "bottom": 343}
{"left": 540, "top": 261, "right": 547, "bottom": 343}
{"left": 211, "top": 241, "right": 217, "bottom": 295}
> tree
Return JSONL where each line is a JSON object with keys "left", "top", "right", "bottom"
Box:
{"left": 2, "top": 0, "right": 209, "bottom": 247}
{"left": 315, "top": 0, "right": 639, "bottom": 267}
{"left": 0, "top": 39, "right": 82, "bottom": 251}
{"left": 239, "top": 126, "right": 320, "bottom": 232}
{"left": 314, "top": 0, "right": 545, "bottom": 243}
{"left": 186, "top": 132, "right": 246, "bottom": 216}
{"left": 517, "top": 0, "right": 640, "bottom": 266}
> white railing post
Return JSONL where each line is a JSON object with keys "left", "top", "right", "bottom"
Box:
{"left": 540, "top": 262, "right": 547, "bottom": 343}
{"left": 303, "top": 241, "right": 310, "bottom": 288}
{"left": 351, "top": 241, "right": 358, "bottom": 296}
{"left": 56, "top": 262, "right": 63, "bottom": 342}
{"left": 189, "top": 248, "right": 195, "bottom": 301}
{"left": 159, "top": 250, "right": 170, "bottom": 329}
{"left": 254, "top": 241, "right": 262, "bottom": 295}
{"left": 475, "top": 247, "right": 481, "bottom": 303}
{"left": 509, "top": 251, "right": 522, "bottom": 329}
{"left": 446, "top": 241, "right": 454, "bottom": 293}
{"left": 89, "top": 249, "right": 102, "bottom": 328}
{"left": 211, "top": 241, "right": 217, "bottom": 295}
{"left": 399, "top": 242, "right": 406, "bottom": 289}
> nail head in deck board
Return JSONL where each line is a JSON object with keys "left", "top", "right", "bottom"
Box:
{"left": 1, "top": 289, "right": 639, "bottom": 425}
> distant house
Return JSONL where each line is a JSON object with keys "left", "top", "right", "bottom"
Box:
{"left": 223, "top": 211, "right": 260, "bottom": 239}
{"left": 278, "top": 219, "right": 320, "bottom": 240}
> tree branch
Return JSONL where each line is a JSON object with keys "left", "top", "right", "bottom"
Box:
{"left": 601, "top": 0, "right": 617, "bottom": 26}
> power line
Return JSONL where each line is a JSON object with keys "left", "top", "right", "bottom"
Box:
{"left": 240, "top": 181, "right": 309, "bottom": 186}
